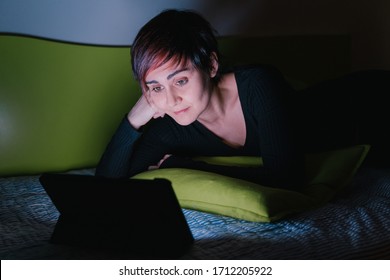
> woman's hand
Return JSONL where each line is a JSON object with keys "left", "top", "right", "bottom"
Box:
{"left": 127, "top": 94, "right": 164, "bottom": 130}
{"left": 148, "top": 154, "right": 172, "bottom": 170}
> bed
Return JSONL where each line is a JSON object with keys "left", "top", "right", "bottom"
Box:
{"left": 1, "top": 165, "right": 390, "bottom": 260}
{"left": 1, "top": 33, "right": 389, "bottom": 260}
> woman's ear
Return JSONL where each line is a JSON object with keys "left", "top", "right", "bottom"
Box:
{"left": 209, "top": 52, "right": 219, "bottom": 78}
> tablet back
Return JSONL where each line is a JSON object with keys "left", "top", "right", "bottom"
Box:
{"left": 39, "top": 173, "right": 193, "bottom": 258}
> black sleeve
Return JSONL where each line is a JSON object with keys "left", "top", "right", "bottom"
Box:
{"left": 95, "top": 116, "right": 143, "bottom": 178}
{"left": 95, "top": 116, "right": 176, "bottom": 178}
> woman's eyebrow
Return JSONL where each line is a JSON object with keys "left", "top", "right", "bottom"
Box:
{"left": 167, "top": 68, "right": 189, "bottom": 80}
{"left": 145, "top": 67, "right": 189, "bottom": 85}
{"left": 145, "top": 80, "right": 158, "bottom": 85}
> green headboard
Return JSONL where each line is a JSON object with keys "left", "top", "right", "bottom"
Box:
{"left": 0, "top": 34, "right": 350, "bottom": 176}
{"left": 0, "top": 35, "right": 139, "bottom": 176}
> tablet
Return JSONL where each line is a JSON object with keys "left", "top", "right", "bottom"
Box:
{"left": 39, "top": 173, "right": 194, "bottom": 258}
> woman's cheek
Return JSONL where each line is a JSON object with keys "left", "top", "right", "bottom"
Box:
{"left": 150, "top": 96, "right": 167, "bottom": 110}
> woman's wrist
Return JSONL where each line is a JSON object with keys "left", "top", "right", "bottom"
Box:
{"left": 127, "top": 111, "right": 143, "bottom": 130}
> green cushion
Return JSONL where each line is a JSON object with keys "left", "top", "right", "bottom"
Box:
{"left": 132, "top": 145, "right": 370, "bottom": 222}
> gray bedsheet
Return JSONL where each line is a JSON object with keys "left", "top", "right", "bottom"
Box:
{"left": 1, "top": 167, "right": 390, "bottom": 259}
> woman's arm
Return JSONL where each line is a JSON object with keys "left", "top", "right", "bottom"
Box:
{"left": 95, "top": 116, "right": 142, "bottom": 178}
{"left": 95, "top": 94, "right": 166, "bottom": 178}
{"left": 95, "top": 115, "right": 173, "bottom": 178}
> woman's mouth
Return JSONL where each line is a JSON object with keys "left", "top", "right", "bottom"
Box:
{"left": 174, "top": 107, "right": 190, "bottom": 115}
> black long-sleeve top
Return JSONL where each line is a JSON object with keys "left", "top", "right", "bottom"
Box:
{"left": 95, "top": 65, "right": 305, "bottom": 189}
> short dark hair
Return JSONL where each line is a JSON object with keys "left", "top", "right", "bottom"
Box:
{"left": 131, "top": 9, "right": 221, "bottom": 88}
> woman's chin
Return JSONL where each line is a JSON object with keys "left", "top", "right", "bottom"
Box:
{"left": 171, "top": 115, "right": 196, "bottom": 126}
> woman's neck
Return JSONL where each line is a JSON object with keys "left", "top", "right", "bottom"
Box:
{"left": 197, "top": 72, "right": 237, "bottom": 126}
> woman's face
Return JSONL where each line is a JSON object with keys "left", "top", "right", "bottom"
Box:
{"left": 144, "top": 59, "right": 214, "bottom": 126}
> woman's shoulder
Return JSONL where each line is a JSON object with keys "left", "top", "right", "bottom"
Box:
{"left": 220, "top": 64, "right": 284, "bottom": 91}
{"left": 223, "top": 64, "right": 285, "bottom": 91}
{"left": 222, "top": 63, "right": 279, "bottom": 74}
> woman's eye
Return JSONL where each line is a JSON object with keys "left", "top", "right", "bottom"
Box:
{"left": 152, "top": 86, "right": 163, "bottom": 93}
{"left": 176, "top": 78, "right": 188, "bottom": 87}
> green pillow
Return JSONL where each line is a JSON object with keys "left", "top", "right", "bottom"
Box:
{"left": 132, "top": 145, "right": 370, "bottom": 222}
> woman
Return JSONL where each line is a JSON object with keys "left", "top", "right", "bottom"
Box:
{"left": 95, "top": 9, "right": 389, "bottom": 189}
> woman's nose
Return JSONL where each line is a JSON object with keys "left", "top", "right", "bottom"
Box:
{"left": 166, "top": 89, "right": 182, "bottom": 107}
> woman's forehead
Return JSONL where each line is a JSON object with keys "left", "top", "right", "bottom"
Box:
{"left": 145, "top": 57, "right": 193, "bottom": 81}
